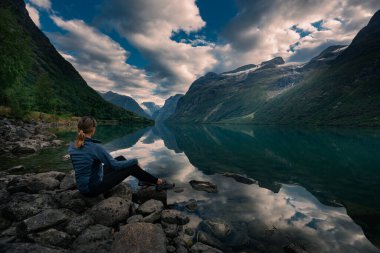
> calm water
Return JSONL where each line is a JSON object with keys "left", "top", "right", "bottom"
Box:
{"left": 2, "top": 124, "right": 380, "bottom": 252}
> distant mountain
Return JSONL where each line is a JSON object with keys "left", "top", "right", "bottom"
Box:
{"left": 142, "top": 102, "right": 161, "bottom": 117}
{"left": 0, "top": 0, "right": 151, "bottom": 124}
{"left": 155, "top": 94, "right": 184, "bottom": 122}
{"left": 169, "top": 9, "right": 380, "bottom": 126}
{"left": 100, "top": 91, "right": 151, "bottom": 119}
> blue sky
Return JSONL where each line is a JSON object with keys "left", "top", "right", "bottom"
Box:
{"left": 25, "top": 0, "right": 380, "bottom": 105}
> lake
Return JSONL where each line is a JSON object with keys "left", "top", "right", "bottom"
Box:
{"left": 2, "top": 124, "right": 380, "bottom": 252}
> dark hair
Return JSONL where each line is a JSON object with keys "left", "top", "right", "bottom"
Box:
{"left": 75, "top": 116, "right": 97, "bottom": 148}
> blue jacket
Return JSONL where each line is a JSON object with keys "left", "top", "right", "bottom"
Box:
{"left": 68, "top": 137, "right": 138, "bottom": 193}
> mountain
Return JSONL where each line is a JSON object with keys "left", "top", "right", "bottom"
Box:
{"left": 0, "top": 0, "right": 151, "bottom": 124}
{"left": 100, "top": 91, "right": 151, "bottom": 119}
{"left": 154, "top": 94, "right": 184, "bottom": 122}
{"left": 141, "top": 102, "right": 161, "bottom": 117}
{"left": 169, "top": 10, "right": 380, "bottom": 126}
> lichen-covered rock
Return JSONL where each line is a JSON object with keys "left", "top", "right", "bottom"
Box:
{"left": 111, "top": 222, "right": 167, "bottom": 253}
{"left": 65, "top": 214, "right": 94, "bottom": 236}
{"left": 2, "top": 193, "right": 57, "bottom": 221}
{"left": 190, "top": 242, "right": 223, "bottom": 253}
{"left": 132, "top": 186, "right": 167, "bottom": 205}
{"left": 137, "top": 199, "right": 164, "bottom": 215}
{"left": 72, "top": 224, "right": 113, "bottom": 253}
{"left": 104, "top": 182, "right": 132, "bottom": 201}
{"left": 18, "top": 209, "right": 68, "bottom": 234}
{"left": 28, "top": 228, "right": 73, "bottom": 248}
{"left": 0, "top": 242, "right": 69, "bottom": 253}
{"left": 89, "top": 197, "right": 131, "bottom": 227}
{"left": 59, "top": 171, "right": 76, "bottom": 191}
{"left": 54, "top": 190, "right": 87, "bottom": 213}
{"left": 161, "top": 210, "right": 189, "bottom": 225}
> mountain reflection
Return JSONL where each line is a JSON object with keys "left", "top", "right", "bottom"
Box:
{"left": 105, "top": 124, "right": 380, "bottom": 252}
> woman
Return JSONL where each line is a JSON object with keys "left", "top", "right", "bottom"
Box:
{"left": 68, "top": 116, "right": 174, "bottom": 196}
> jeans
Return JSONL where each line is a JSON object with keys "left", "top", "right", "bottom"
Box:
{"left": 85, "top": 155, "right": 158, "bottom": 196}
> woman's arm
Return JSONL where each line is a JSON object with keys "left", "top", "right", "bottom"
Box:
{"left": 94, "top": 144, "right": 138, "bottom": 170}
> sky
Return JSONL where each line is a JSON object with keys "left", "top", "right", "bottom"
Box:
{"left": 25, "top": 0, "right": 380, "bottom": 106}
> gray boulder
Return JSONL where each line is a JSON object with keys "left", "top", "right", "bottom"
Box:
{"left": 190, "top": 242, "right": 223, "bottom": 253}
{"left": 161, "top": 210, "right": 189, "bottom": 225}
{"left": 18, "top": 209, "right": 68, "bottom": 234}
{"left": 126, "top": 214, "right": 143, "bottom": 224}
{"left": 111, "top": 222, "right": 167, "bottom": 253}
{"left": 0, "top": 242, "right": 69, "bottom": 253}
{"left": 137, "top": 199, "right": 164, "bottom": 215}
{"left": 132, "top": 186, "right": 167, "bottom": 204}
{"left": 104, "top": 182, "right": 132, "bottom": 201}
{"left": 196, "top": 231, "right": 224, "bottom": 250}
{"left": 3, "top": 193, "right": 57, "bottom": 221}
{"left": 54, "top": 190, "right": 87, "bottom": 213}
{"left": 89, "top": 197, "right": 131, "bottom": 226}
{"left": 59, "top": 171, "right": 76, "bottom": 191}
{"left": 65, "top": 214, "right": 94, "bottom": 236}
{"left": 141, "top": 211, "right": 162, "bottom": 223}
{"left": 28, "top": 228, "right": 73, "bottom": 248}
{"left": 7, "top": 171, "right": 65, "bottom": 193}
{"left": 73, "top": 224, "right": 113, "bottom": 253}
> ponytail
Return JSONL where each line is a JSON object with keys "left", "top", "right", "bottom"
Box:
{"left": 75, "top": 129, "right": 86, "bottom": 148}
{"left": 75, "top": 116, "right": 97, "bottom": 149}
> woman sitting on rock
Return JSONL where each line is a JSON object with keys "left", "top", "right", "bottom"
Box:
{"left": 68, "top": 116, "right": 174, "bottom": 196}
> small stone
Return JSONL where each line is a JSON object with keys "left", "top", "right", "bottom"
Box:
{"left": 141, "top": 210, "right": 162, "bottom": 223}
{"left": 137, "top": 199, "right": 164, "bottom": 215}
{"left": 161, "top": 210, "right": 189, "bottom": 225}
{"left": 185, "top": 228, "right": 195, "bottom": 236}
{"left": 167, "top": 245, "right": 176, "bottom": 253}
{"left": 190, "top": 242, "right": 223, "bottom": 253}
{"left": 189, "top": 180, "right": 218, "bottom": 193}
{"left": 200, "top": 219, "right": 231, "bottom": 239}
{"left": 164, "top": 223, "right": 178, "bottom": 237}
{"left": 127, "top": 215, "right": 143, "bottom": 224}
{"left": 220, "top": 172, "right": 256, "bottom": 184}
{"left": 174, "top": 187, "right": 184, "bottom": 193}
{"left": 185, "top": 199, "right": 197, "bottom": 212}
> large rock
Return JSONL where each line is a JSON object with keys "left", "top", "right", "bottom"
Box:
{"left": 18, "top": 209, "right": 68, "bottom": 234}
{"left": 137, "top": 199, "right": 164, "bottom": 215}
{"left": 65, "top": 214, "right": 94, "bottom": 236}
{"left": 161, "top": 209, "right": 189, "bottom": 225}
{"left": 2, "top": 193, "right": 57, "bottom": 221}
{"left": 89, "top": 197, "right": 131, "bottom": 227}
{"left": 196, "top": 231, "right": 224, "bottom": 250}
{"left": 104, "top": 182, "right": 132, "bottom": 201}
{"left": 132, "top": 186, "right": 167, "bottom": 205}
{"left": 0, "top": 242, "right": 69, "bottom": 253}
{"left": 55, "top": 190, "right": 87, "bottom": 213}
{"left": 7, "top": 172, "right": 64, "bottom": 193}
{"left": 111, "top": 222, "right": 167, "bottom": 253}
{"left": 189, "top": 180, "right": 218, "bottom": 193}
{"left": 190, "top": 242, "right": 223, "bottom": 253}
{"left": 28, "top": 228, "right": 73, "bottom": 249}
{"left": 73, "top": 224, "right": 113, "bottom": 253}
{"left": 199, "top": 219, "right": 231, "bottom": 239}
{"left": 59, "top": 171, "right": 76, "bottom": 191}
{"left": 11, "top": 142, "right": 38, "bottom": 154}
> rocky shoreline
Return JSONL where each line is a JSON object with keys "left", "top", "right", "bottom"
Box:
{"left": 0, "top": 118, "right": 63, "bottom": 155}
{"left": 0, "top": 170, "right": 241, "bottom": 253}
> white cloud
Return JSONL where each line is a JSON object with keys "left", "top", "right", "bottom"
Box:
{"left": 29, "top": 0, "right": 51, "bottom": 10}
{"left": 220, "top": 0, "right": 380, "bottom": 66}
{"left": 98, "top": 0, "right": 218, "bottom": 96}
{"left": 49, "top": 16, "right": 163, "bottom": 105}
{"left": 25, "top": 3, "right": 40, "bottom": 28}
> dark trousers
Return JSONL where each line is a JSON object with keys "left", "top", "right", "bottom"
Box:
{"left": 86, "top": 156, "right": 158, "bottom": 196}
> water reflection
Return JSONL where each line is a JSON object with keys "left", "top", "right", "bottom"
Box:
{"left": 106, "top": 124, "right": 380, "bottom": 253}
